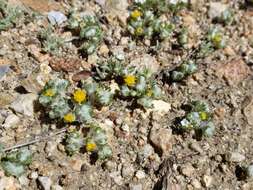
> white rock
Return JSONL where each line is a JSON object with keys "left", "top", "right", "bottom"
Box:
{"left": 227, "top": 152, "right": 246, "bottom": 162}
{"left": 135, "top": 170, "right": 146, "bottom": 179}
{"left": 10, "top": 93, "right": 37, "bottom": 117}
{"left": 48, "top": 11, "right": 67, "bottom": 25}
{"left": 18, "top": 175, "right": 29, "bottom": 186}
{"left": 3, "top": 114, "right": 20, "bottom": 128}
{"left": 38, "top": 176, "right": 52, "bottom": 190}
{"left": 129, "top": 183, "right": 142, "bottom": 190}
{"left": 202, "top": 175, "right": 213, "bottom": 187}
{"left": 130, "top": 54, "right": 159, "bottom": 74}
{"left": 45, "top": 141, "right": 57, "bottom": 155}
{"left": 121, "top": 164, "right": 135, "bottom": 178}
{"left": 51, "top": 185, "right": 63, "bottom": 190}
{"left": 208, "top": 2, "right": 228, "bottom": 20}
{"left": 109, "top": 172, "right": 123, "bottom": 186}
{"left": 151, "top": 100, "right": 171, "bottom": 116}
{"left": 181, "top": 164, "right": 195, "bottom": 177}
{"left": 191, "top": 179, "right": 202, "bottom": 189}
{"left": 29, "top": 171, "right": 38, "bottom": 179}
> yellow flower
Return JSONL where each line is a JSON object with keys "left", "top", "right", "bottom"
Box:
{"left": 124, "top": 75, "right": 136, "bottom": 87}
{"left": 135, "top": 27, "right": 143, "bottom": 36}
{"left": 43, "top": 89, "right": 55, "bottom": 97}
{"left": 73, "top": 89, "right": 87, "bottom": 104}
{"left": 64, "top": 113, "right": 75, "bottom": 123}
{"left": 86, "top": 141, "right": 97, "bottom": 152}
{"left": 199, "top": 112, "right": 208, "bottom": 121}
{"left": 131, "top": 9, "right": 142, "bottom": 19}
{"left": 146, "top": 90, "right": 153, "bottom": 97}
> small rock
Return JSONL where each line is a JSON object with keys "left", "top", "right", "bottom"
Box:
{"left": 109, "top": 172, "right": 123, "bottom": 186}
{"left": 202, "top": 175, "right": 213, "bottom": 188}
{"left": 51, "top": 185, "right": 63, "bottom": 190}
{"left": 227, "top": 152, "right": 246, "bottom": 162}
{"left": 48, "top": 11, "right": 67, "bottom": 25}
{"left": 72, "top": 70, "right": 92, "bottom": 82}
{"left": 189, "top": 141, "right": 203, "bottom": 154}
{"left": 246, "top": 165, "right": 253, "bottom": 178}
{"left": 95, "top": 0, "right": 106, "bottom": 6}
{"left": 216, "top": 59, "right": 250, "bottom": 86}
{"left": 21, "top": 74, "right": 44, "bottom": 93}
{"left": 149, "top": 128, "right": 173, "bottom": 156}
{"left": 10, "top": 93, "right": 37, "bottom": 117}
{"left": 45, "top": 141, "right": 57, "bottom": 155}
{"left": 208, "top": 2, "right": 228, "bottom": 20}
{"left": 130, "top": 54, "right": 159, "bottom": 75}
{"left": 181, "top": 164, "right": 195, "bottom": 177}
{"left": 135, "top": 170, "right": 146, "bottom": 179}
{"left": 0, "top": 58, "right": 11, "bottom": 79}
{"left": 243, "top": 96, "right": 253, "bottom": 125}
{"left": 129, "top": 183, "right": 142, "bottom": 190}
{"left": 3, "top": 114, "right": 20, "bottom": 128}
{"left": 38, "top": 176, "right": 52, "bottom": 190}
{"left": 121, "top": 164, "right": 135, "bottom": 178}
{"left": 0, "top": 176, "right": 19, "bottom": 190}
{"left": 49, "top": 57, "right": 81, "bottom": 72}
{"left": 18, "top": 175, "right": 29, "bottom": 186}
{"left": 27, "top": 45, "right": 49, "bottom": 63}
{"left": 29, "top": 172, "right": 38, "bottom": 179}
{"left": 69, "top": 158, "right": 83, "bottom": 172}
{"left": 191, "top": 179, "right": 202, "bottom": 189}
{"left": 151, "top": 100, "right": 171, "bottom": 116}
{"left": 99, "top": 44, "right": 109, "bottom": 56}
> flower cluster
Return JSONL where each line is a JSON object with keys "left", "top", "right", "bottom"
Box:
{"left": 95, "top": 60, "right": 162, "bottom": 108}
{"left": 127, "top": 8, "right": 174, "bottom": 40}
{"left": 65, "top": 124, "right": 112, "bottom": 160}
{"left": 179, "top": 101, "right": 215, "bottom": 137}
{"left": 39, "top": 78, "right": 114, "bottom": 124}
{"left": 68, "top": 11, "right": 103, "bottom": 55}
{"left": 0, "top": 0, "right": 23, "bottom": 31}
{"left": 1, "top": 149, "right": 32, "bottom": 177}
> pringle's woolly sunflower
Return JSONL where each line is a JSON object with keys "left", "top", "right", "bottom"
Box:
{"left": 131, "top": 9, "right": 142, "bottom": 19}
{"left": 73, "top": 89, "right": 87, "bottom": 104}
{"left": 86, "top": 141, "right": 97, "bottom": 152}
{"left": 43, "top": 88, "right": 55, "bottom": 97}
{"left": 124, "top": 75, "right": 136, "bottom": 87}
{"left": 135, "top": 27, "right": 144, "bottom": 36}
{"left": 64, "top": 113, "right": 76, "bottom": 123}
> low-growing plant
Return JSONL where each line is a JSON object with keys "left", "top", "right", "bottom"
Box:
{"left": 207, "top": 27, "right": 226, "bottom": 49}
{"left": 0, "top": 0, "right": 23, "bottom": 31}
{"left": 179, "top": 100, "right": 215, "bottom": 138}
{"left": 1, "top": 148, "right": 32, "bottom": 177}
{"left": 163, "top": 60, "right": 197, "bottom": 82}
{"left": 38, "top": 26, "right": 64, "bottom": 55}
{"left": 67, "top": 11, "right": 103, "bottom": 55}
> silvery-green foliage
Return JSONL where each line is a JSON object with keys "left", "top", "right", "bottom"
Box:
{"left": 65, "top": 130, "right": 84, "bottom": 155}
{"left": 1, "top": 148, "right": 32, "bottom": 177}
{"left": 95, "top": 88, "right": 114, "bottom": 106}
{"left": 49, "top": 97, "right": 70, "bottom": 119}
{"left": 75, "top": 104, "right": 93, "bottom": 123}
{"left": 137, "top": 97, "right": 153, "bottom": 108}
{"left": 208, "top": 27, "right": 226, "bottom": 49}
{"left": 170, "top": 60, "right": 197, "bottom": 81}
{"left": 68, "top": 12, "right": 103, "bottom": 55}
{"left": 0, "top": 0, "right": 23, "bottom": 31}
{"left": 97, "top": 145, "right": 112, "bottom": 160}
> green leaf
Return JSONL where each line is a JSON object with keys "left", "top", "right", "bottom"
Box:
{"left": 1, "top": 161, "right": 25, "bottom": 177}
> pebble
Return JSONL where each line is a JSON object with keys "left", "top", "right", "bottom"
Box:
{"left": 38, "top": 176, "right": 52, "bottom": 190}
{"left": 243, "top": 96, "right": 253, "bottom": 125}
{"left": 121, "top": 164, "right": 135, "bottom": 178}
{"left": 181, "top": 164, "right": 195, "bottom": 177}
{"left": 99, "top": 44, "right": 109, "bottom": 56}
{"left": 10, "top": 93, "right": 37, "bottom": 117}
{"left": 0, "top": 58, "right": 11, "bottom": 79}
{"left": 191, "top": 179, "right": 202, "bottom": 189}
{"left": 189, "top": 141, "right": 203, "bottom": 154}
{"left": 51, "top": 185, "right": 63, "bottom": 190}
{"left": 202, "top": 175, "right": 213, "bottom": 188}
{"left": 226, "top": 152, "right": 246, "bottom": 162}
{"left": 135, "top": 170, "right": 146, "bottom": 179}
{"left": 45, "top": 141, "right": 58, "bottom": 156}
{"left": 69, "top": 158, "right": 83, "bottom": 172}
{"left": 109, "top": 172, "right": 123, "bottom": 186}
{"left": 208, "top": 2, "right": 228, "bottom": 20}
{"left": 149, "top": 128, "right": 173, "bottom": 156}
{"left": 18, "top": 175, "right": 29, "bottom": 186}
{"left": 3, "top": 114, "right": 20, "bottom": 128}
{"left": 0, "top": 176, "right": 19, "bottom": 190}
{"left": 48, "top": 11, "right": 67, "bottom": 25}
{"left": 129, "top": 183, "right": 142, "bottom": 190}
{"left": 246, "top": 164, "right": 253, "bottom": 178}
{"left": 150, "top": 100, "right": 171, "bottom": 116}
{"left": 29, "top": 171, "right": 39, "bottom": 179}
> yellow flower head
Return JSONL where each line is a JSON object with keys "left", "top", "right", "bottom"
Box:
{"left": 73, "top": 89, "right": 87, "bottom": 104}
{"left": 131, "top": 9, "right": 142, "bottom": 19}
{"left": 199, "top": 111, "right": 208, "bottom": 121}
{"left": 64, "top": 113, "right": 75, "bottom": 123}
{"left": 124, "top": 75, "right": 136, "bottom": 87}
{"left": 135, "top": 27, "right": 144, "bottom": 36}
{"left": 43, "top": 88, "right": 55, "bottom": 97}
{"left": 146, "top": 90, "right": 153, "bottom": 97}
{"left": 86, "top": 141, "right": 97, "bottom": 152}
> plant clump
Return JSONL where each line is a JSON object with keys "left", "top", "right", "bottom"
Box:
{"left": 179, "top": 100, "right": 215, "bottom": 138}
{"left": 68, "top": 11, "right": 103, "bottom": 55}
{"left": 1, "top": 149, "right": 32, "bottom": 177}
{"left": 38, "top": 26, "right": 64, "bottom": 55}
{"left": 163, "top": 60, "right": 197, "bottom": 82}
{"left": 0, "top": 0, "right": 23, "bottom": 31}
